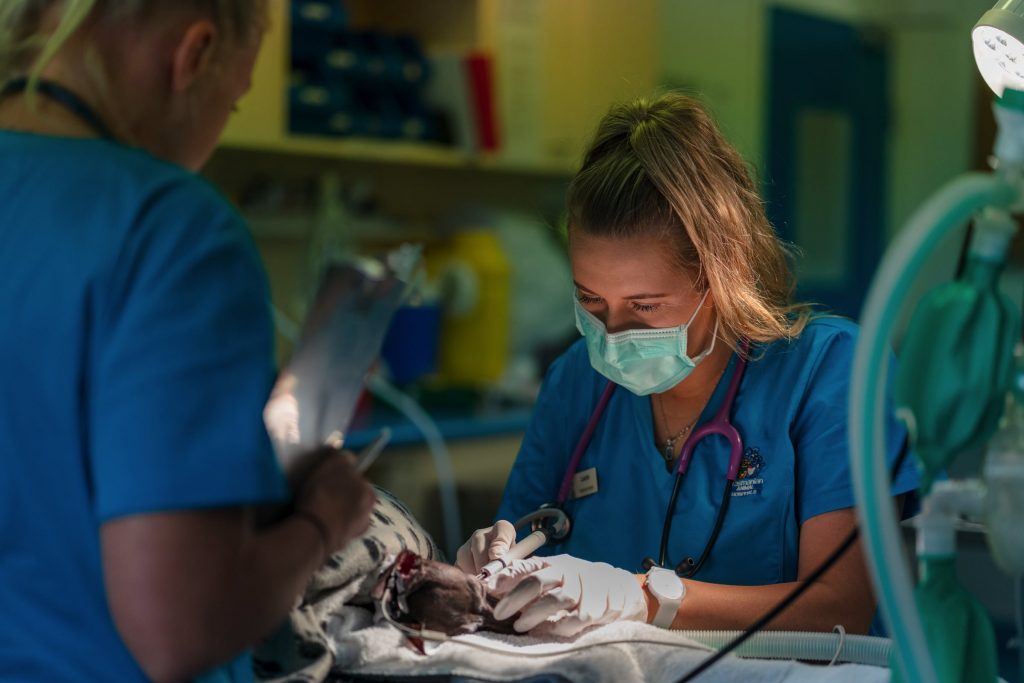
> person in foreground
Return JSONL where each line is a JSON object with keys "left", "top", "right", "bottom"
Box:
{"left": 458, "top": 93, "right": 918, "bottom": 638}
{"left": 0, "top": 2, "right": 373, "bottom": 681}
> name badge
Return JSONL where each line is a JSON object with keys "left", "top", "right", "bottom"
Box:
{"left": 572, "top": 467, "right": 599, "bottom": 499}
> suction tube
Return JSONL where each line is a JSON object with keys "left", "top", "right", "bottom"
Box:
{"left": 850, "top": 173, "right": 1017, "bottom": 682}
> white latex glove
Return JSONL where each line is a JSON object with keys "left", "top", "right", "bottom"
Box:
{"left": 483, "top": 556, "right": 547, "bottom": 595}
{"left": 486, "top": 554, "right": 648, "bottom": 636}
{"left": 455, "top": 520, "right": 517, "bottom": 574}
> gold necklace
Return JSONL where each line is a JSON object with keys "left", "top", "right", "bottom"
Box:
{"left": 656, "top": 397, "right": 698, "bottom": 464}
{"left": 655, "top": 363, "right": 728, "bottom": 466}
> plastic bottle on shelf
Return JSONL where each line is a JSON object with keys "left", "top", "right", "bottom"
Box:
{"left": 380, "top": 278, "right": 443, "bottom": 386}
{"left": 431, "top": 230, "right": 511, "bottom": 387}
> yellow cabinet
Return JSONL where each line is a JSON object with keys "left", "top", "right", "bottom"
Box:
{"left": 220, "top": 0, "right": 289, "bottom": 148}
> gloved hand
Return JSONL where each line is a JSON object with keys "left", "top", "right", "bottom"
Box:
{"left": 455, "top": 520, "right": 517, "bottom": 574}
{"left": 484, "top": 554, "right": 648, "bottom": 636}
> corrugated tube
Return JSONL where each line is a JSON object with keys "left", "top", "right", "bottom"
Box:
{"left": 678, "top": 629, "right": 891, "bottom": 668}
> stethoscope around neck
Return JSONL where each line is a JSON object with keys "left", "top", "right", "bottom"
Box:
{"left": 533, "top": 339, "right": 750, "bottom": 579}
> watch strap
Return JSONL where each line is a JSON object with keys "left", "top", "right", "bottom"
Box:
{"left": 652, "top": 597, "right": 679, "bottom": 628}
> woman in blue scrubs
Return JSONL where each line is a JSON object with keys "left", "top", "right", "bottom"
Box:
{"left": 458, "top": 93, "right": 917, "bottom": 637}
{"left": 0, "top": 2, "right": 373, "bottom": 681}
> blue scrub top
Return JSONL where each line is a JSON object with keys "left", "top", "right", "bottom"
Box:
{"left": 0, "top": 132, "right": 288, "bottom": 682}
{"left": 498, "top": 317, "right": 918, "bottom": 586}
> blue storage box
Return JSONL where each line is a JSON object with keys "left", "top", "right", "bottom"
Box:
{"left": 381, "top": 304, "right": 442, "bottom": 385}
{"left": 323, "top": 31, "right": 373, "bottom": 84}
{"left": 394, "top": 35, "right": 430, "bottom": 86}
{"left": 291, "top": 1, "right": 349, "bottom": 32}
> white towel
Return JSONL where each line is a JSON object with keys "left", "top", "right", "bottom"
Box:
{"left": 327, "top": 606, "right": 890, "bottom": 683}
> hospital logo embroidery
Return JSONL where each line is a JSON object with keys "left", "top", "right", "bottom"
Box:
{"left": 732, "top": 447, "right": 765, "bottom": 497}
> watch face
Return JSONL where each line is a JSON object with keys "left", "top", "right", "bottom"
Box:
{"left": 649, "top": 569, "right": 684, "bottom": 601}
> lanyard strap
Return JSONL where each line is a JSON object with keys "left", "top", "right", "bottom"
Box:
{"left": 557, "top": 380, "right": 617, "bottom": 506}
{"left": 0, "top": 77, "right": 115, "bottom": 140}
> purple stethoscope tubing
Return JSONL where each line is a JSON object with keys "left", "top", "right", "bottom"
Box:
{"left": 560, "top": 341, "right": 749, "bottom": 501}
{"left": 554, "top": 340, "right": 750, "bottom": 575}
{"left": 675, "top": 340, "right": 750, "bottom": 480}
{"left": 556, "top": 380, "right": 618, "bottom": 506}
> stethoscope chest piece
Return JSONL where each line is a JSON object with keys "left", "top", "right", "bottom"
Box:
{"left": 642, "top": 554, "right": 699, "bottom": 577}
{"left": 530, "top": 502, "right": 572, "bottom": 541}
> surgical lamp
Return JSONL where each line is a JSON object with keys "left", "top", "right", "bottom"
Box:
{"left": 974, "top": 1, "right": 1024, "bottom": 98}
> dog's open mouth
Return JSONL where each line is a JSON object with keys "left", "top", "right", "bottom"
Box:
{"left": 380, "top": 550, "right": 517, "bottom": 636}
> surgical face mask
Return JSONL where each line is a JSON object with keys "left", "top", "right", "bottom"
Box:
{"left": 573, "top": 291, "right": 717, "bottom": 396}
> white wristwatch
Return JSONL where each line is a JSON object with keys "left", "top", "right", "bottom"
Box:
{"left": 644, "top": 566, "right": 686, "bottom": 628}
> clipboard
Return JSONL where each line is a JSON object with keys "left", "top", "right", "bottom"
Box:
{"left": 263, "top": 245, "right": 420, "bottom": 479}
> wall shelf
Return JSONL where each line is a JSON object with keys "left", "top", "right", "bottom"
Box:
{"left": 217, "top": 134, "right": 576, "bottom": 177}
{"left": 214, "top": 0, "right": 656, "bottom": 183}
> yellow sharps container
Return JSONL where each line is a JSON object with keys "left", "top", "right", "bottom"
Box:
{"left": 432, "top": 230, "right": 511, "bottom": 386}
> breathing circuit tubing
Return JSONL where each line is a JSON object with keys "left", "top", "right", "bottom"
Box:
{"left": 849, "top": 173, "right": 1017, "bottom": 683}
{"left": 408, "top": 628, "right": 890, "bottom": 668}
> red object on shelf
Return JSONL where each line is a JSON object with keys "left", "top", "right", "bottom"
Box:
{"left": 349, "top": 385, "right": 375, "bottom": 432}
{"left": 465, "top": 51, "right": 500, "bottom": 152}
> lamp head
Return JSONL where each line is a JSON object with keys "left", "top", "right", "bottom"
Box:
{"left": 974, "top": 2, "right": 1024, "bottom": 97}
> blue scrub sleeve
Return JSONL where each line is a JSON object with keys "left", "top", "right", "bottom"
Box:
{"left": 497, "top": 352, "right": 579, "bottom": 527}
{"left": 791, "top": 328, "right": 918, "bottom": 525}
{"left": 90, "top": 180, "right": 287, "bottom": 521}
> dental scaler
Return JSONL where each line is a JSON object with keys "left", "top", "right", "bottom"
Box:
{"left": 477, "top": 507, "right": 571, "bottom": 579}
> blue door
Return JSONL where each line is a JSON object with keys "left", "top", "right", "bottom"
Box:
{"left": 765, "top": 8, "right": 889, "bottom": 319}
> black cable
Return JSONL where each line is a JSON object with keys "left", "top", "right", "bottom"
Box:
{"left": 675, "top": 436, "right": 911, "bottom": 682}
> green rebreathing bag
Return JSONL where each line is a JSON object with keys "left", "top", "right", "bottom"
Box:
{"left": 894, "top": 247, "right": 1019, "bottom": 492}
{"left": 891, "top": 555, "right": 998, "bottom": 683}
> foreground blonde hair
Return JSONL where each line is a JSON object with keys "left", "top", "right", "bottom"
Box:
{"left": 0, "top": 0, "right": 266, "bottom": 85}
{"left": 567, "top": 93, "right": 813, "bottom": 347}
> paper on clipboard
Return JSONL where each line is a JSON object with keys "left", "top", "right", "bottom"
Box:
{"left": 263, "top": 245, "right": 420, "bottom": 479}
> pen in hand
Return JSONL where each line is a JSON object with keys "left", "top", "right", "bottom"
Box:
{"left": 356, "top": 427, "right": 392, "bottom": 473}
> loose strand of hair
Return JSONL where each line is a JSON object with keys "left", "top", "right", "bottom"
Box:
{"left": 25, "top": 0, "right": 97, "bottom": 107}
